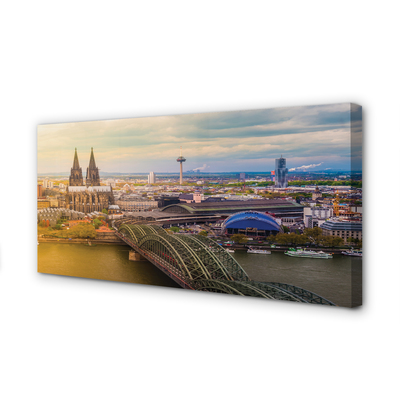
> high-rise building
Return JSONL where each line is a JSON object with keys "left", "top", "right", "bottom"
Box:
{"left": 42, "top": 180, "right": 53, "bottom": 189}
{"left": 238, "top": 173, "right": 246, "bottom": 182}
{"left": 37, "top": 184, "right": 43, "bottom": 197}
{"left": 275, "top": 156, "right": 288, "bottom": 188}
{"left": 148, "top": 172, "right": 156, "bottom": 184}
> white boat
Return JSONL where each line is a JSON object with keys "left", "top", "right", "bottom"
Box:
{"left": 226, "top": 249, "right": 235, "bottom": 253}
{"left": 247, "top": 247, "right": 271, "bottom": 254}
{"left": 341, "top": 249, "right": 362, "bottom": 257}
{"left": 285, "top": 248, "right": 333, "bottom": 259}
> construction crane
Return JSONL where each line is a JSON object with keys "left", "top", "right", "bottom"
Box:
{"left": 333, "top": 189, "right": 340, "bottom": 216}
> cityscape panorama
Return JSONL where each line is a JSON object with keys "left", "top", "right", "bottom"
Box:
{"left": 37, "top": 103, "right": 362, "bottom": 308}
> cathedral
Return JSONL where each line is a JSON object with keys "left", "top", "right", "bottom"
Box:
{"left": 65, "top": 148, "right": 114, "bottom": 213}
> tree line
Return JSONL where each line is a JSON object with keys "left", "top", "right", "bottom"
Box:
{"left": 230, "top": 228, "right": 361, "bottom": 248}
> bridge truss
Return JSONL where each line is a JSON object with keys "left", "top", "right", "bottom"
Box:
{"left": 117, "top": 224, "right": 336, "bottom": 306}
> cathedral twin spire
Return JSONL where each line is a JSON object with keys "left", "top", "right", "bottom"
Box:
{"left": 72, "top": 148, "right": 80, "bottom": 170}
{"left": 69, "top": 148, "right": 100, "bottom": 187}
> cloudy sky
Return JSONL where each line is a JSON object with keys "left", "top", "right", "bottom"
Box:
{"left": 37, "top": 103, "right": 362, "bottom": 174}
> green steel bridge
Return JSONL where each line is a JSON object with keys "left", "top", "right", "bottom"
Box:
{"left": 116, "top": 223, "right": 336, "bottom": 305}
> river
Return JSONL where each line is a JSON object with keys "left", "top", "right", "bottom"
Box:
{"left": 38, "top": 243, "right": 361, "bottom": 307}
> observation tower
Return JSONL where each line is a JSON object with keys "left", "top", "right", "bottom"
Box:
{"left": 176, "top": 147, "right": 186, "bottom": 185}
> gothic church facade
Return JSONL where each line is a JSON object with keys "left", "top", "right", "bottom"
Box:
{"left": 66, "top": 148, "right": 114, "bottom": 213}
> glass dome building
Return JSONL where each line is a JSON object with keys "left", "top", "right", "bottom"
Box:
{"left": 222, "top": 211, "right": 282, "bottom": 238}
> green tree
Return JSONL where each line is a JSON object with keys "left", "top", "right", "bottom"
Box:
{"left": 102, "top": 208, "right": 108, "bottom": 214}
{"left": 274, "top": 233, "right": 289, "bottom": 245}
{"left": 304, "top": 227, "right": 323, "bottom": 245}
{"left": 282, "top": 225, "right": 290, "bottom": 233}
{"left": 170, "top": 226, "right": 180, "bottom": 233}
{"left": 292, "top": 234, "right": 309, "bottom": 246}
{"left": 278, "top": 232, "right": 309, "bottom": 246}
{"left": 55, "top": 224, "right": 62, "bottom": 230}
{"left": 93, "top": 218, "right": 102, "bottom": 229}
{"left": 348, "top": 237, "right": 361, "bottom": 247}
{"left": 198, "top": 230, "right": 208, "bottom": 237}
{"left": 331, "top": 237, "right": 344, "bottom": 247}
{"left": 69, "top": 224, "right": 97, "bottom": 239}
{"left": 231, "top": 234, "right": 248, "bottom": 244}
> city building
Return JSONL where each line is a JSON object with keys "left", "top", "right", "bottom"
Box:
{"left": 303, "top": 206, "right": 333, "bottom": 221}
{"left": 312, "top": 186, "right": 322, "bottom": 200}
{"left": 37, "top": 184, "right": 43, "bottom": 197}
{"left": 148, "top": 172, "right": 156, "bottom": 184}
{"left": 179, "top": 192, "right": 204, "bottom": 203}
{"left": 115, "top": 199, "right": 158, "bottom": 212}
{"left": 37, "top": 199, "right": 51, "bottom": 209}
{"left": 222, "top": 211, "right": 282, "bottom": 238}
{"left": 303, "top": 206, "right": 333, "bottom": 228}
{"left": 37, "top": 207, "right": 98, "bottom": 227}
{"left": 320, "top": 219, "right": 362, "bottom": 243}
{"left": 108, "top": 205, "right": 122, "bottom": 215}
{"left": 155, "top": 194, "right": 181, "bottom": 208}
{"left": 42, "top": 179, "right": 54, "bottom": 189}
{"left": 48, "top": 198, "right": 59, "bottom": 208}
{"left": 160, "top": 198, "right": 304, "bottom": 219}
{"left": 280, "top": 216, "right": 303, "bottom": 226}
{"left": 275, "top": 156, "right": 288, "bottom": 188}
{"left": 65, "top": 148, "right": 114, "bottom": 213}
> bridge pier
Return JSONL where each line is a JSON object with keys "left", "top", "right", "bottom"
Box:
{"left": 129, "top": 250, "right": 146, "bottom": 261}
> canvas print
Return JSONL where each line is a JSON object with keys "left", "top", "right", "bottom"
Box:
{"left": 37, "top": 103, "right": 362, "bottom": 307}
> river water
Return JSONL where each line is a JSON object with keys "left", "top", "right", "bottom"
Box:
{"left": 38, "top": 243, "right": 361, "bottom": 307}
{"left": 37, "top": 243, "right": 181, "bottom": 289}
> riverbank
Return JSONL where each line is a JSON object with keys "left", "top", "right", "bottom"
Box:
{"left": 38, "top": 230, "right": 125, "bottom": 245}
{"left": 38, "top": 238, "right": 126, "bottom": 244}
{"left": 38, "top": 236, "right": 352, "bottom": 254}
{"left": 224, "top": 244, "right": 352, "bottom": 254}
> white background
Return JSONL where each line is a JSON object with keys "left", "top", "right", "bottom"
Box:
{"left": 1, "top": 1, "right": 399, "bottom": 399}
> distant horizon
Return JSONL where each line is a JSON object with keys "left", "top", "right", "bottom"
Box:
{"left": 37, "top": 169, "right": 359, "bottom": 177}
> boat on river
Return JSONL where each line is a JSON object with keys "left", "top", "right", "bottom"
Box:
{"left": 226, "top": 249, "right": 235, "bottom": 253}
{"left": 341, "top": 248, "right": 362, "bottom": 257}
{"left": 247, "top": 247, "right": 271, "bottom": 255}
{"left": 285, "top": 248, "right": 333, "bottom": 259}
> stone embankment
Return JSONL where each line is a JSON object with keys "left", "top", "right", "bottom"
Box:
{"left": 38, "top": 231, "right": 126, "bottom": 245}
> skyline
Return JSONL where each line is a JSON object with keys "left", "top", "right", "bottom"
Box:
{"left": 37, "top": 103, "right": 362, "bottom": 174}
